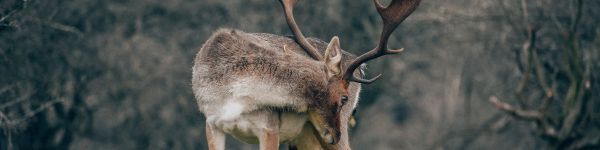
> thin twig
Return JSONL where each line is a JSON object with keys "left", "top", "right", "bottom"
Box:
{"left": 539, "top": 80, "right": 556, "bottom": 112}
{"left": 14, "top": 99, "right": 64, "bottom": 124}
{"left": 42, "top": 21, "right": 84, "bottom": 37}
{"left": 27, "top": 18, "right": 84, "bottom": 37}
{"left": 0, "top": 99, "right": 64, "bottom": 127}
{"left": 489, "top": 96, "right": 543, "bottom": 121}
{"left": 0, "top": 91, "right": 33, "bottom": 109}
{"left": 532, "top": 48, "right": 551, "bottom": 95}
{"left": 0, "top": 85, "right": 15, "bottom": 95}
{"left": 515, "top": 26, "right": 537, "bottom": 107}
{"left": 550, "top": 14, "right": 565, "bottom": 32}
{"left": 520, "top": 0, "right": 529, "bottom": 26}
{"left": 0, "top": 10, "right": 19, "bottom": 23}
{"left": 0, "top": 0, "right": 30, "bottom": 23}
{"left": 0, "top": 111, "right": 10, "bottom": 124}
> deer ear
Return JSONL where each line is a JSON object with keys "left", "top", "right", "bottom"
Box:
{"left": 324, "top": 36, "right": 343, "bottom": 78}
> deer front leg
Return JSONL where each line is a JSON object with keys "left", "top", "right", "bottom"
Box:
{"left": 206, "top": 123, "right": 226, "bottom": 150}
{"left": 259, "top": 112, "right": 281, "bottom": 150}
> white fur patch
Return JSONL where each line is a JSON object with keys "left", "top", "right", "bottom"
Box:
{"left": 221, "top": 102, "right": 244, "bottom": 121}
{"left": 229, "top": 77, "right": 307, "bottom": 111}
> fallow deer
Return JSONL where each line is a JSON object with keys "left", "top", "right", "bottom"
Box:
{"left": 192, "top": 0, "right": 421, "bottom": 149}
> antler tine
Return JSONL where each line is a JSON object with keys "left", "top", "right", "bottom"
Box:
{"left": 279, "top": 0, "right": 323, "bottom": 60}
{"left": 343, "top": 0, "right": 421, "bottom": 84}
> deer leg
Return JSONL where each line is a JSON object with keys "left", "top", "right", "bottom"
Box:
{"left": 259, "top": 112, "right": 280, "bottom": 150}
{"left": 206, "top": 123, "right": 226, "bottom": 150}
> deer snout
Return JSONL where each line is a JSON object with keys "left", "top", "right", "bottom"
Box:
{"left": 323, "top": 129, "right": 334, "bottom": 144}
{"left": 321, "top": 128, "right": 340, "bottom": 145}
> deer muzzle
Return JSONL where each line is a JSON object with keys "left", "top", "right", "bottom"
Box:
{"left": 321, "top": 128, "right": 341, "bottom": 145}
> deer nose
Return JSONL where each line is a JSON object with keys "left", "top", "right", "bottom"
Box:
{"left": 323, "top": 129, "right": 335, "bottom": 144}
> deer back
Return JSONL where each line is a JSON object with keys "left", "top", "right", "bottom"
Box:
{"left": 192, "top": 29, "right": 362, "bottom": 111}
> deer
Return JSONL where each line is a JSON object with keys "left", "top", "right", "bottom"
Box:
{"left": 192, "top": 0, "right": 421, "bottom": 149}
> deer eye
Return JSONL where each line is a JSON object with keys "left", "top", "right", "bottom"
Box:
{"left": 341, "top": 96, "right": 349, "bottom": 104}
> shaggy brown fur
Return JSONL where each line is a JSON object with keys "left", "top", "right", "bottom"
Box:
{"left": 193, "top": 28, "right": 363, "bottom": 150}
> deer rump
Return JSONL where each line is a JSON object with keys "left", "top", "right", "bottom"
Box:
{"left": 192, "top": 29, "right": 360, "bottom": 143}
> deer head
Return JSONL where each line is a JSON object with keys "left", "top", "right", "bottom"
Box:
{"left": 279, "top": 0, "right": 421, "bottom": 145}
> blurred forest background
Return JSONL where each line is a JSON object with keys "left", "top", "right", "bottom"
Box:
{"left": 1, "top": 0, "right": 599, "bottom": 149}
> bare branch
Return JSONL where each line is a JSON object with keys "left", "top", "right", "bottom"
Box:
{"left": 494, "top": 0, "right": 597, "bottom": 148}
{"left": 569, "top": 0, "right": 583, "bottom": 33}
{"left": 0, "top": 0, "right": 30, "bottom": 26}
{"left": 14, "top": 99, "right": 64, "bottom": 124}
{"left": 489, "top": 96, "right": 543, "bottom": 121}
{"left": 41, "top": 20, "right": 84, "bottom": 37}
{"left": 520, "top": 0, "right": 529, "bottom": 26}
{"left": 0, "top": 9, "right": 19, "bottom": 23}
{"left": 0, "top": 111, "right": 10, "bottom": 124}
{"left": 24, "top": 18, "right": 84, "bottom": 37}
{"left": 567, "top": 134, "right": 600, "bottom": 150}
{"left": 558, "top": 59, "right": 592, "bottom": 140}
{"left": 515, "top": 27, "right": 537, "bottom": 107}
{"left": 0, "top": 91, "right": 33, "bottom": 109}
{"left": 0, "top": 85, "right": 14, "bottom": 95}
{"left": 539, "top": 81, "right": 555, "bottom": 112}
{"left": 532, "top": 49, "right": 551, "bottom": 96}
{"left": 0, "top": 99, "right": 64, "bottom": 128}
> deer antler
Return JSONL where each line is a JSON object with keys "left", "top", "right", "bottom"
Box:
{"left": 343, "top": 0, "right": 421, "bottom": 84}
{"left": 279, "top": 0, "right": 323, "bottom": 60}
